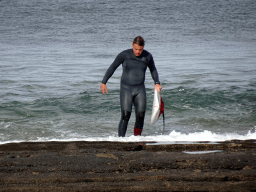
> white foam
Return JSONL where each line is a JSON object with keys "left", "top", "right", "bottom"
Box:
{"left": 83, "top": 130, "right": 256, "bottom": 143}
{"left": 0, "top": 130, "right": 255, "bottom": 145}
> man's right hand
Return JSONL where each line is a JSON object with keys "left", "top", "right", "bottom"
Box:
{"left": 101, "top": 83, "right": 108, "bottom": 95}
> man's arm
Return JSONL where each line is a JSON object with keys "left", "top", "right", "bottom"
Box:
{"left": 148, "top": 54, "right": 162, "bottom": 92}
{"left": 101, "top": 51, "right": 125, "bottom": 95}
{"left": 101, "top": 51, "right": 125, "bottom": 85}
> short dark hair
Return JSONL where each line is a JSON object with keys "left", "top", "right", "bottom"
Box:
{"left": 133, "top": 36, "right": 145, "bottom": 46}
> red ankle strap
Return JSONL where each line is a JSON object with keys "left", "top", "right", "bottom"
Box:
{"left": 134, "top": 127, "right": 142, "bottom": 136}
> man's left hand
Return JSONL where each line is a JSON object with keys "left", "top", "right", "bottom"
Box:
{"left": 154, "top": 84, "right": 162, "bottom": 93}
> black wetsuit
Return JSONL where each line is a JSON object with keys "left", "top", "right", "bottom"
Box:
{"left": 102, "top": 49, "right": 160, "bottom": 137}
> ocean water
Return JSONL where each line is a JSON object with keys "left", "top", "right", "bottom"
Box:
{"left": 0, "top": 0, "right": 256, "bottom": 144}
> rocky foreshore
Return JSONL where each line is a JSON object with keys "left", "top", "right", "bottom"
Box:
{"left": 0, "top": 140, "right": 256, "bottom": 191}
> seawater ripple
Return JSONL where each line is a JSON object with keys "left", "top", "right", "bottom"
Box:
{"left": 0, "top": 0, "right": 255, "bottom": 142}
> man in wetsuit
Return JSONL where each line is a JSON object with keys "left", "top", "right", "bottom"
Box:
{"left": 101, "top": 36, "right": 162, "bottom": 137}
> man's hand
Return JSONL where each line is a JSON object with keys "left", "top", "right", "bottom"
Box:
{"left": 154, "top": 84, "right": 162, "bottom": 93}
{"left": 101, "top": 83, "right": 108, "bottom": 95}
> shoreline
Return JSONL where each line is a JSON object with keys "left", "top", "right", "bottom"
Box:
{"left": 0, "top": 140, "right": 255, "bottom": 191}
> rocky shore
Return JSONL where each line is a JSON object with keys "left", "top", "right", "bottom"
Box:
{"left": 0, "top": 140, "right": 255, "bottom": 191}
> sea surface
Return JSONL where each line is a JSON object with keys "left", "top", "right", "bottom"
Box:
{"left": 0, "top": 0, "right": 256, "bottom": 144}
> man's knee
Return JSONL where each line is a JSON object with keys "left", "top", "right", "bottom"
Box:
{"left": 121, "top": 110, "right": 131, "bottom": 121}
{"left": 137, "top": 111, "right": 145, "bottom": 122}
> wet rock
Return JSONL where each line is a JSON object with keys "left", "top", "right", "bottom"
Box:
{"left": 0, "top": 140, "right": 255, "bottom": 191}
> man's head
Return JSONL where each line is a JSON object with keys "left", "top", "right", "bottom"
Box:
{"left": 132, "top": 36, "right": 144, "bottom": 57}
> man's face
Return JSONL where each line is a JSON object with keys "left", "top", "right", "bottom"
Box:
{"left": 132, "top": 43, "right": 144, "bottom": 57}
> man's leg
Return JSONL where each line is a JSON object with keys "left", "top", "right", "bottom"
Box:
{"left": 119, "top": 85, "right": 132, "bottom": 137}
{"left": 134, "top": 87, "right": 146, "bottom": 136}
{"left": 118, "top": 110, "right": 131, "bottom": 137}
{"left": 134, "top": 111, "right": 145, "bottom": 136}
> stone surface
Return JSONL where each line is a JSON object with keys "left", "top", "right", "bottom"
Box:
{"left": 0, "top": 140, "right": 256, "bottom": 191}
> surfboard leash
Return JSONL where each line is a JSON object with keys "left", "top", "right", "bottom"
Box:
{"left": 162, "top": 110, "right": 165, "bottom": 132}
{"left": 159, "top": 97, "right": 165, "bottom": 133}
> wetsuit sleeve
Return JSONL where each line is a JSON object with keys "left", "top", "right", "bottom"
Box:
{"left": 148, "top": 54, "right": 160, "bottom": 85}
{"left": 102, "top": 52, "right": 125, "bottom": 84}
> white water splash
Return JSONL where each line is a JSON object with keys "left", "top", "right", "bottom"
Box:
{"left": 1, "top": 130, "right": 255, "bottom": 145}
